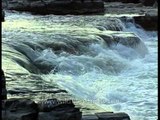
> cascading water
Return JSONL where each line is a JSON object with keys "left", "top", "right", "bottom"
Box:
{"left": 2, "top": 11, "right": 157, "bottom": 120}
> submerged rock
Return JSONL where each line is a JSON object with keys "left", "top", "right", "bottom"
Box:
{"left": 4, "top": 0, "right": 105, "bottom": 15}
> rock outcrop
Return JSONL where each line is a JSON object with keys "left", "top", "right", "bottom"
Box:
{"left": 2, "top": 98, "right": 131, "bottom": 120}
{"left": 133, "top": 14, "right": 157, "bottom": 31}
{"left": 38, "top": 99, "right": 82, "bottom": 120}
{"left": 82, "top": 112, "right": 131, "bottom": 120}
{"left": 1, "top": 69, "right": 7, "bottom": 100}
{"left": 140, "top": 0, "right": 157, "bottom": 6}
{"left": 2, "top": 98, "right": 38, "bottom": 120}
{"left": 2, "top": 98, "right": 82, "bottom": 120}
{"left": 1, "top": 10, "right": 5, "bottom": 22}
{"left": 3, "top": 0, "right": 105, "bottom": 15}
{"left": 103, "top": 0, "right": 158, "bottom": 6}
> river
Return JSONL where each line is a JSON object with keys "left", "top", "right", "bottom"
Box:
{"left": 2, "top": 10, "right": 157, "bottom": 120}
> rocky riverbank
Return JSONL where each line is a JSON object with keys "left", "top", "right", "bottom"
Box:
{"left": 2, "top": 98, "right": 131, "bottom": 120}
{"left": 2, "top": 0, "right": 158, "bottom": 30}
{"left": 2, "top": 71, "right": 131, "bottom": 119}
{"left": 2, "top": 0, "right": 105, "bottom": 15}
{"left": 103, "top": 2, "right": 157, "bottom": 31}
{"left": 1, "top": 0, "right": 157, "bottom": 120}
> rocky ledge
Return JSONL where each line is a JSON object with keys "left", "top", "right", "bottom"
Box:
{"left": 2, "top": 0, "right": 105, "bottom": 15}
{"left": 104, "top": 2, "right": 157, "bottom": 31}
{"left": 102, "top": 0, "right": 157, "bottom": 6}
{"left": 2, "top": 98, "right": 131, "bottom": 120}
{"left": 133, "top": 13, "right": 157, "bottom": 31}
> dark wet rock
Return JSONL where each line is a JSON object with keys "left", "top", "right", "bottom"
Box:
{"left": 121, "top": 0, "right": 140, "bottom": 3}
{"left": 37, "top": 99, "right": 75, "bottom": 112}
{"left": 1, "top": 70, "right": 7, "bottom": 100}
{"left": 4, "top": 0, "right": 105, "bottom": 15}
{"left": 98, "top": 34, "right": 115, "bottom": 47}
{"left": 8, "top": 89, "right": 67, "bottom": 94}
{"left": 2, "top": 98, "right": 82, "bottom": 120}
{"left": 38, "top": 99, "right": 82, "bottom": 120}
{"left": 99, "top": 33, "right": 140, "bottom": 48}
{"left": 38, "top": 109, "right": 82, "bottom": 120}
{"left": 95, "top": 112, "right": 131, "bottom": 120}
{"left": 133, "top": 14, "right": 157, "bottom": 31}
{"left": 140, "top": 0, "right": 156, "bottom": 6}
{"left": 2, "top": 98, "right": 38, "bottom": 120}
{"left": 1, "top": 10, "right": 5, "bottom": 22}
{"left": 103, "top": 0, "right": 140, "bottom": 3}
{"left": 82, "top": 114, "right": 99, "bottom": 120}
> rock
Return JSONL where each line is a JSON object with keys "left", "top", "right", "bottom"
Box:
{"left": 140, "top": 0, "right": 156, "bottom": 6}
{"left": 1, "top": 10, "right": 5, "bottom": 22}
{"left": 102, "top": 0, "right": 140, "bottom": 3}
{"left": 8, "top": 89, "right": 67, "bottom": 94}
{"left": 37, "top": 99, "right": 75, "bottom": 112}
{"left": 153, "top": 1, "right": 158, "bottom": 7}
{"left": 38, "top": 112, "right": 59, "bottom": 120}
{"left": 95, "top": 112, "right": 131, "bottom": 120}
{"left": 2, "top": 98, "right": 38, "bottom": 120}
{"left": 38, "top": 109, "right": 82, "bottom": 120}
{"left": 98, "top": 33, "right": 141, "bottom": 48}
{"left": 2, "top": 98, "right": 82, "bottom": 120}
{"left": 4, "top": 0, "right": 105, "bottom": 15}
{"left": 121, "top": 0, "right": 140, "bottom": 3}
{"left": 133, "top": 14, "right": 157, "bottom": 31}
{"left": 1, "top": 69, "right": 7, "bottom": 100}
{"left": 38, "top": 99, "right": 82, "bottom": 120}
{"left": 82, "top": 114, "right": 99, "bottom": 120}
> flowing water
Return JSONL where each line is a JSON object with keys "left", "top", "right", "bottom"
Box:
{"left": 2, "top": 11, "right": 157, "bottom": 120}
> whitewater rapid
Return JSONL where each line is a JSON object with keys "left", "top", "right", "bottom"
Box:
{"left": 2, "top": 11, "right": 157, "bottom": 120}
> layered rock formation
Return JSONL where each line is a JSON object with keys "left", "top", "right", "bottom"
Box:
{"left": 104, "top": 2, "right": 157, "bottom": 31}
{"left": 2, "top": 98, "right": 131, "bottom": 120}
{"left": 133, "top": 14, "right": 157, "bottom": 31}
{"left": 102, "top": 0, "right": 157, "bottom": 6}
{"left": 2, "top": 0, "right": 105, "bottom": 15}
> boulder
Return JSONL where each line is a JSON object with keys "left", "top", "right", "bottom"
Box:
{"left": 2, "top": 98, "right": 38, "bottom": 120}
